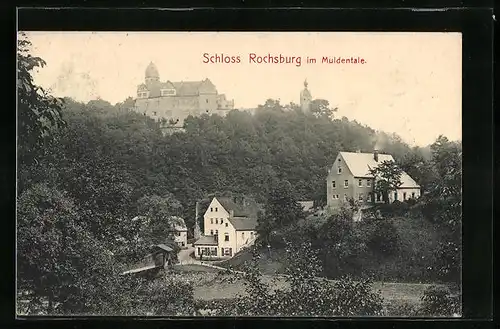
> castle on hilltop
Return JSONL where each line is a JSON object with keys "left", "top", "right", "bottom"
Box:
{"left": 133, "top": 62, "right": 234, "bottom": 127}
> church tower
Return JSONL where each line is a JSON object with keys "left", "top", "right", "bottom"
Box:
{"left": 300, "top": 79, "right": 312, "bottom": 112}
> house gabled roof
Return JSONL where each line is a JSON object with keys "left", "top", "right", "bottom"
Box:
{"left": 215, "top": 196, "right": 259, "bottom": 218}
{"left": 338, "top": 151, "right": 420, "bottom": 188}
{"left": 228, "top": 216, "right": 258, "bottom": 231}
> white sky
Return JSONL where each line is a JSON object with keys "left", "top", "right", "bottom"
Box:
{"left": 23, "top": 31, "right": 462, "bottom": 146}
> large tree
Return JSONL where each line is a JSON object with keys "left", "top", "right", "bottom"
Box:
{"left": 17, "top": 33, "right": 66, "bottom": 165}
{"left": 369, "top": 160, "right": 403, "bottom": 203}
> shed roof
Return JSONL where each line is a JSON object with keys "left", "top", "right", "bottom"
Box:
{"left": 193, "top": 235, "right": 218, "bottom": 246}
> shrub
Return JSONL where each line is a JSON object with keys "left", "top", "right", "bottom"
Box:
{"left": 367, "top": 220, "right": 400, "bottom": 255}
{"left": 385, "top": 300, "right": 419, "bottom": 317}
{"left": 329, "top": 276, "right": 385, "bottom": 316}
{"left": 419, "top": 285, "right": 461, "bottom": 317}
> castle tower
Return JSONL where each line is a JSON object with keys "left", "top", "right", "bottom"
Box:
{"left": 300, "top": 79, "right": 312, "bottom": 112}
{"left": 145, "top": 61, "right": 160, "bottom": 85}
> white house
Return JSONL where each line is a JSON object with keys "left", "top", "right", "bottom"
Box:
{"left": 326, "top": 150, "right": 421, "bottom": 210}
{"left": 168, "top": 216, "right": 188, "bottom": 249}
{"left": 193, "top": 196, "right": 259, "bottom": 260}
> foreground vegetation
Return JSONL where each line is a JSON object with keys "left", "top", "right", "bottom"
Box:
{"left": 17, "top": 33, "right": 461, "bottom": 316}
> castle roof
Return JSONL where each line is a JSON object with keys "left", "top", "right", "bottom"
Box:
{"left": 145, "top": 62, "right": 159, "bottom": 79}
{"left": 337, "top": 152, "right": 420, "bottom": 188}
{"left": 138, "top": 62, "right": 218, "bottom": 97}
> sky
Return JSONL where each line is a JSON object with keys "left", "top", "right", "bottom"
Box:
{"left": 23, "top": 31, "right": 462, "bottom": 146}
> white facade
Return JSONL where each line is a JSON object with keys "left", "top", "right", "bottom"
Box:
{"left": 194, "top": 197, "right": 257, "bottom": 260}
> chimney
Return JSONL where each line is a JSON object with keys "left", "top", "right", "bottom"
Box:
{"left": 374, "top": 149, "right": 379, "bottom": 162}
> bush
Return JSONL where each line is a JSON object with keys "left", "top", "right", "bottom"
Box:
{"left": 367, "top": 220, "right": 400, "bottom": 255}
{"left": 419, "top": 285, "right": 461, "bottom": 317}
{"left": 385, "top": 300, "right": 418, "bottom": 317}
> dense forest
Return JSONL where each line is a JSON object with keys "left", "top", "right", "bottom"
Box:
{"left": 17, "top": 34, "right": 462, "bottom": 316}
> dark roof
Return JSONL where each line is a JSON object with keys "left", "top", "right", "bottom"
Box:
{"left": 152, "top": 244, "right": 174, "bottom": 252}
{"left": 216, "top": 197, "right": 259, "bottom": 218}
{"left": 193, "top": 235, "right": 218, "bottom": 246}
{"left": 138, "top": 78, "right": 218, "bottom": 97}
{"left": 228, "top": 217, "right": 258, "bottom": 230}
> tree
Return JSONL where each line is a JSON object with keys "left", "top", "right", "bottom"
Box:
{"left": 17, "top": 33, "right": 66, "bottom": 165}
{"left": 369, "top": 160, "right": 403, "bottom": 203}
{"left": 256, "top": 180, "right": 305, "bottom": 246}
{"left": 310, "top": 99, "right": 338, "bottom": 120}
{"left": 137, "top": 194, "right": 183, "bottom": 244}
{"left": 17, "top": 183, "right": 122, "bottom": 315}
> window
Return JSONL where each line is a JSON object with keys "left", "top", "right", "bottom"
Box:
{"left": 221, "top": 219, "right": 223, "bottom": 224}
{"left": 225, "top": 223, "right": 228, "bottom": 227}
{"left": 210, "top": 207, "right": 213, "bottom": 212}
{"left": 367, "top": 179, "right": 371, "bottom": 187}
{"left": 338, "top": 166, "right": 342, "bottom": 174}
{"left": 358, "top": 179, "right": 363, "bottom": 187}
{"left": 344, "top": 180, "right": 349, "bottom": 188}
{"left": 251, "top": 231, "right": 254, "bottom": 236}
{"left": 359, "top": 193, "right": 364, "bottom": 201}
{"left": 403, "top": 192, "right": 407, "bottom": 200}
{"left": 197, "top": 248, "right": 201, "bottom": 255}
{"left": 215, "top": 207, "right": 218, "bottom": 212}
{"left": 394, "top": 192, "right": 398, "bottom": 201}
{"left": 153, "top": 111, "right": 157, "bottom": 116}
{"left": 336, "top": 194, "right": 339, "bottom": 199}
{"left": 206, "top": 99, "right": 209, "bottom": 103}
{"left": 344, "top": 194, "right": 348, "bottom": 201}
{"left": 332, "top": 180, "right": 336, "bottom": 189}
{"left": 211, "top": 247, "right": 218, "bottom": 256}
{"left": 215, "top": 219, "right": 218, "bottom": 224}
{"left": 412, "top": 192, "right": 416, "bottom": 198}
{"left": 210, "top": 218, "right": 213, "bottom": 224}
{"left": 338, "top": 158, "right": 341, "bottom": 162}
{"left": 377, "top": 193, "right": 382, "bottom": 201}
{"left": 242, "top": 232, "right": 245, "bottom": 238}
{"left": 224, "top": 234, "right": 229, "bottom": 242}
{"left": 215, "top": 230, "right": 218, "bottom": 235}
{"left": 210, "top": 229, "right": 213, "bottom": 235}
{"left": 367, "top": 193, "right": 372, "bottom": 202}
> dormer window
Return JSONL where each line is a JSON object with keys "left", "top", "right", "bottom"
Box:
{"left": 161, "top": 88, "right": 176, "bottom": 96}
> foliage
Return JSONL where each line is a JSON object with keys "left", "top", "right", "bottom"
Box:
{"left": 17, "top": 32, "right": 66, "bottom": 165}
{"left": 234, "top": 241, "right": 384, "bottom": 317}
{"left": 367, "top": 220, "right": 400, "bottom": 255}
{"left": 137, "top": 194, "right": 183, "bottom": 244}
{"left": 256, "top": 180, "right": 305, "bottom": 246}
{"left": 310, "top": 98, "right": 338, "bottom": 119}
{"left": 369, "top": 160, "right": 403, "bottom": 203}
{"left": 419, "top": 285, "right": 461, "bottom": 317}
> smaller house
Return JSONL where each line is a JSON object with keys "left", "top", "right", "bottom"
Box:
{"left": 121, "top": 244, "right": 179, "bottom": 275}
{"left": 168, "top": 216, "right": 188, "bottom": 249}
{"left": 194, "top": 196, "right": 259, "bottom": 260}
